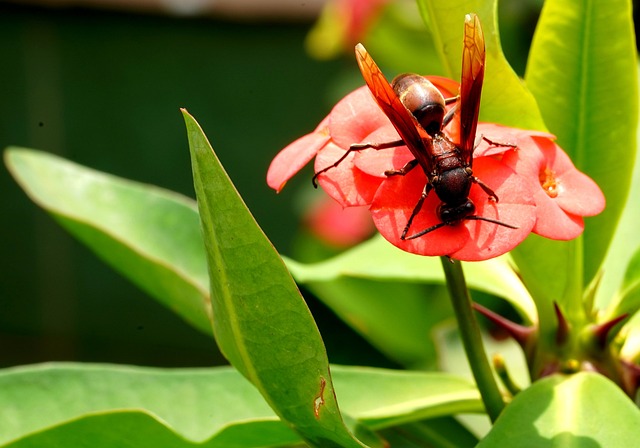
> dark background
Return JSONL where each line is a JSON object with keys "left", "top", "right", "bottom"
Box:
{"left": 1, "top": 1, "right": 636, "bottom": 369}
{"left": 0, "top": 2, "right": 372, "bottom": 368}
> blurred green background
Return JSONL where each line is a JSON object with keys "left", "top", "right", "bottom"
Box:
{"left": 0, "top": 2, "right": 348, "bottom": 368}
{"left": 4, "top": 0, "right": 631, "bottom": 370}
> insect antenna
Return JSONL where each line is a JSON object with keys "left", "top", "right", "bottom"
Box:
{"left": 404, "top": 215, "right": 518, "bottom": 241}
{"left": 403, "top": 222, "right": 448, "bottom": 240}
{"left": 465, "top": 215, "right": 519, "bottom": 229}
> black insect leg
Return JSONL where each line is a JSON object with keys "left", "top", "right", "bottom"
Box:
{"left": 385, "top": 159, "right": 418, "bottom": 177}
{"left": 312, "top": 139, "right": 404, "bottom": 187}
{"left": 401, "top": 182, "right": 433, "bottom": 240}
{"left": 481, "top": 136, "right": 517, "bottom": 149}
{"left": 472, "top": 176, "right": 499, "bottom": 202}
{"left": 441, "top": 98, "right": 460, "bottom": 128}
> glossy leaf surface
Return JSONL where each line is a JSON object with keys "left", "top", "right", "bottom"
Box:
{"left": 477, "top": 373, "right": 640, "bottom": 447}
{"left": 184, "top": 109, "right": 369, "bottom": 447}
{"left": 0, "top": 363, "right": 482, "bottom": 447}
{"left": 287, "top": 236, "right": 534, "bottom": 369}
{"left": 416, "top": 0, "right": 545, "bottom": 130}
{"left": 4, "top": 147, "right": 212, "bottom": 335}
{"left": 516, "top": 0, "right": 638, "bottom": 313}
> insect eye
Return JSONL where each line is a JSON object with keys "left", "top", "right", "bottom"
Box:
{"left": 464, "top": 201, "right": 475, "bottom": 214}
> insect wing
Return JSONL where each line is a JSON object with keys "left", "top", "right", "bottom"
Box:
{"left": 459, "top": 13, "right": 486, "bottom": 165}
{"left": 354, "top": 44, "right": 432, "bottom": 169}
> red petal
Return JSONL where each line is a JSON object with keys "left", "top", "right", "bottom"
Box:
{"left": 352, "top": 125, "right": 411, "bottom": 176}
{"left": 474, "top": 123, "right": 555, "bottom": 158}
{"left": 371, "top": 157, "right": 536, "bottom": 260}
{"left": 530, "top": 137, "right": 605, "bottom": 217}
{"left": 370, "top": 168, "right": 469, "bottom": 256}
{"left": 267, "top": 117, "right": 330, "bottom": 192}
{"left": 449, "top": 158, "right": 536, "bottom": 260}
{"left": 502, "top": 136, "right": 605, "bottom": 240}
{"left": 554, "top": 168, "right": 605, "bottom": 216}
{"left": 329, "top": 86, "right": 392, "bottom": 148}
{"left": 315, "top": 141, "right": 382, "bottom": 206}
{"left": 529, "top": 189, "right": 585, "bottom": 240}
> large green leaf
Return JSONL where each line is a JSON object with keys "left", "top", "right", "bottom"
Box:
{"left": 183, "top": 109, "right": 369, "bottom": 447}
{"left": 597, "top": 101, "right": 640, "bottom": 311}
{"left": 0, "top": 363, "right": 482, "bottom": 447}
{"left": 287, "top": 236, "right": 534, "bottom": 369}
{"left": 604, "top": 246, "right": 640, "bottom": 321}
{"left": 4, "top": 148, "right": 211, "bottom": 335}
{"left": 477, "top": 372, "right": 640, "bottom": 447}
{"left": 517, "top": 0, "right": 638, "bottom": 309}
{"left": 305, "top": 278, "right": 452, "bottom": 370}
{"left": 288, "top": 235, "right": 535, "bottom": 322}
{"left": 416, "top": 0, "right": 545, "bottom": 130}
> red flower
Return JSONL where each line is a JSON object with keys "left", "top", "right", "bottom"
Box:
{"left": 304, "top": 196, "right": 375, "bottom": 248}
{"left": 338, "top": 0, "right": 388, "bottom": 48}
{"left": 307, "top": 0, "right": 389, "bottom": 59}
{"left": 496, "top": 128, "right": 606, "bottom": 240}
{"left": 267, "top": 80, "right": 604, "bottom": 260}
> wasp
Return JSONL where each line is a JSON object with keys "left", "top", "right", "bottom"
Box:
{"left": 313, "top": 13, "right": 516, "bottom": 239}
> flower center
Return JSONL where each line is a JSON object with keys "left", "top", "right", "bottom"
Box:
{"left": 539, "top": 167, "right": 559, "bottom": 198}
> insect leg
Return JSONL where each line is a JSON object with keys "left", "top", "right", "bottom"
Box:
{"left": 444, "top": 95, "right": 460, "bottom": 105}
{"left": 472, "top": 176, "right": 499, "bottom": 202}
{"left": 351, "top": 139, "right": 404, "bottom": 150}
{"left": 385, "top": 159, "right": 418, "bottom": 177}
{"left": 312, "top": 139, "right": 404, "bottom": 187}
{"left": 401, "top": 182, "right": 433, "bottom": 240}
{"left": 481, "top": 135, "right": 516, "bottom": 149}
{"left": 442, "top": 99, "right": 459, "bottom": 128}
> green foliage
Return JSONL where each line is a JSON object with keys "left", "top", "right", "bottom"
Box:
{"left": 525, "top": 0, "right": 638, "bottom": 291}
{"left": 184, "top": 110, "right": 369, "bottom": 447}
{"left": 417, "top": 0, "right": 545, "bottom": 130}
{"left": 286, "top": 236, "right": 535, "bottom": 369}
{"left": 0, "top": 363, "right": 481, "bottom": 447}
{"left": 4, "top": 148, "right": 211, "bottom": 335}
{"left": 3, "top": 0, "right": 640, "bottom": 445}
{"left": 477, "top": 373, "right": 640, "bottom": 446}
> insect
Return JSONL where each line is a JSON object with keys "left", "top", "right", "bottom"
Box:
{"left": 313, "top": 13, "right": 516, "bottom": 240}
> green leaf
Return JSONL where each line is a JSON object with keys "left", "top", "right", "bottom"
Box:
{"left": 383, "top": 419, "right": 479, "bottom": 448}
{"left": 0, "top": 363, "right": 482, "bottom": 447}
{"left": 4, "top": 147, "right": 212, "bottom": 335}
{"left": 416, "top": 0, "right": 546, "bottom": 130}
{"left": 286, "top": 236, "right": 534, "bottom": 369}
{"left": 287, "top": 236, "right": 535, "bottom": 323}
{"left": 597, "top": 108, "right": 640, "bottom": 311}
{"left": 305, "top": 278, "right": 452, "bottom": 370}
{"left": 477, "top": 373, "right": 640, "bottom": 447}
{"left": 605, "top": 246, "right": 640, "bottom": 321}
{"left": 183, "top": 109, "right": 369, "bottom": 447}
{"left": 332, "top": 367, "right": 483, "bottom": 428}
{"left": 366, "top": 1, "right": 444, "bottom": 76}
{"left": 0, "top": 363, "right": 296, "bottom": 448}
{"left": 520, "top": 0, "right": 638, "bottom": 302}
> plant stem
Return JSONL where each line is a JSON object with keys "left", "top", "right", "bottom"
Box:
{"left": 440, "top": 257, "right": 505, "bottom": 422}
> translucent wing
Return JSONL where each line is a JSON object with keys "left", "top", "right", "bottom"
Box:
{"left": 459, "top": 13, "right": 485, "bottom": 165}
{"left": 354, "top": 44, "right": 434, "bottom": 171}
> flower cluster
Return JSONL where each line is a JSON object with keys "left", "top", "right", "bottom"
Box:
{"left": 267, "top": 79, "right": 605, "bottom": 261}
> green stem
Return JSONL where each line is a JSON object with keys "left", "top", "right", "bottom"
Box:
{"left": 440, "top": 257, "right": 505, "bottom": 422}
